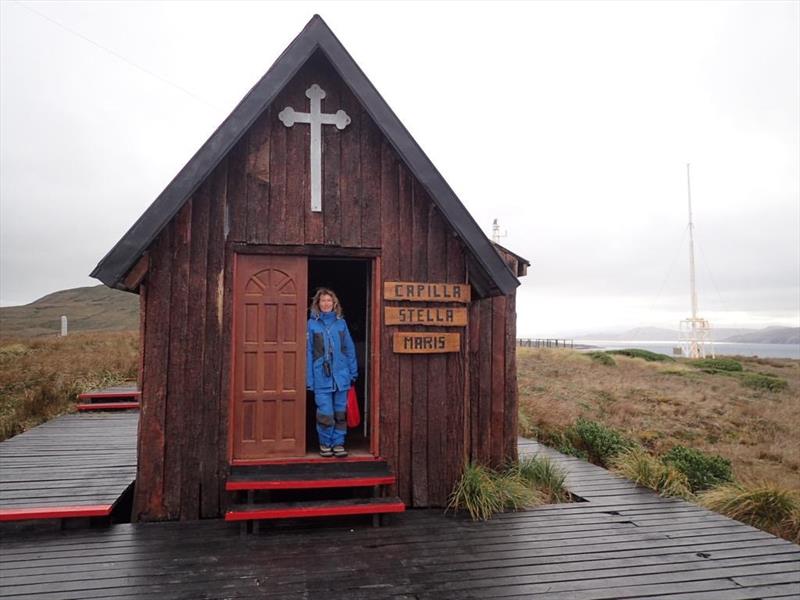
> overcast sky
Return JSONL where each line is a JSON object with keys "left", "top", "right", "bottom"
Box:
{"left": 1, "top": 1, "right": 798, "bottom": 336}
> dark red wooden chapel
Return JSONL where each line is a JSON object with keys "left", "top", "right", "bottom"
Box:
{"left": 92, "top": 16, "right": 528, "bottom": 523}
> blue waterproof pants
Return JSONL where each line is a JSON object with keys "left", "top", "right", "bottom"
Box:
{"left": 314, "top": 389, "right": 348, "bottom": 447}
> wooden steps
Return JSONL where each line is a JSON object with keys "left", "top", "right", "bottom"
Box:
{"left": 226, "top": 459, "right": 396, "bottom": 490}
{"left": 225, "top": 458, "right": 404, "bottom": 528}
{"left": 76, "top": 384, "right": 140, "bottom": 411}
{"left": 225, "top": 497, "right": 405, "bottom": 521}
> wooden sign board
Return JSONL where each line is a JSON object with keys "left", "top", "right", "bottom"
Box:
{"left": 394, "top": 332, "right": 461, "bottom": 354}
{"left": 385, "top": 307, "right": 468, "bottom": 327}
{"left": 384, "top": 281, "right": 470, "bottom": 303}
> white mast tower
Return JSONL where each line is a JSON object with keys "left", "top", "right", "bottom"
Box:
{"left": 679, "top": 164, "right": 714, "bottom": 358}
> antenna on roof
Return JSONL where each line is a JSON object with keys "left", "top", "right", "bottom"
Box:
{"left": 492, "top": 219, "right": 507, "bottom": 243}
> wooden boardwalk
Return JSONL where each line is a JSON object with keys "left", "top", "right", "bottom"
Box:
{"left": 0, "top": 437, "right": 798, "bottom": 598}
{"left": 0, "top": 412, "right": 137, "bottom": 520}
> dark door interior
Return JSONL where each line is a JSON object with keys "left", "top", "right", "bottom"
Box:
{"left": 307, "top": 258, "right": 371, "bottom": 452}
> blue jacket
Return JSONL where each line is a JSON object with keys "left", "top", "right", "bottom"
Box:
{"left": 306, "top": 312, "right": 358, "bottom": 392}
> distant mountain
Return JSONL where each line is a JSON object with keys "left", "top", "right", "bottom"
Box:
{"left": 723, "top": 327, "right": 800, "bottom": 345}
{"left": 578, "top": 326, "right": 797, "bottom": 344}
{"left": 579, "top": 327, "right": 680, "bottom": 341}
{"left": 0, "top": 285, "right": 138, "bottom": 337}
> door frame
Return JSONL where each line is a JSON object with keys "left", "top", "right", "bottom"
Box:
{"left": 227, "top": 246, "right": 381, "bottom": 464}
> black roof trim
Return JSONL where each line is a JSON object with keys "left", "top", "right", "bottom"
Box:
{"left": 91, "top": 15, "right": 519, "bottom": 297}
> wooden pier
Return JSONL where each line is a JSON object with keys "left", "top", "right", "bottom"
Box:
{"left": 1, "top": 434, "right": 797, "bottom": 598}
{"left": 0, "top": 412, "right": 137, "bottom": 522}
{"left": 518, "top": 338, "right": 575, "bottom": 349}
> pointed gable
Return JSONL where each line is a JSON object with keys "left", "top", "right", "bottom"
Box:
{"left": 91, "top": 15, "right": 519, "bottom": 297}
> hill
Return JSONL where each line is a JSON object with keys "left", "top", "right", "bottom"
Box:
{"left": 0, "top": 285, "right": 139, "bottom": 337}
{"left": 724, "top": 327, "right": 800, "bottom": 344}
{"left": 579, "top": 326, "right": 797, "bottom": 344}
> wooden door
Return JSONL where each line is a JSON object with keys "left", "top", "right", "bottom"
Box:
{"left": 232, "top": 254, "right": 307, "bottom": 459}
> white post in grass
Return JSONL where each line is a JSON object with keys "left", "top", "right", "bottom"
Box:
{"left": 60, "top": 315, "right": 68, "bottom": 337}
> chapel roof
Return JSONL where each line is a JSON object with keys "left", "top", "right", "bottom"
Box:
{"left": 91, "top": 15, "right": 520, "bottom": 297}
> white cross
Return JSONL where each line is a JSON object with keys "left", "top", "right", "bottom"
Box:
{"left": 278, "top": 84, "right": 351, "bottom": 212}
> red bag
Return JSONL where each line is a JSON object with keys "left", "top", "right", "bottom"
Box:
{"left": 346, "top": 387, "right": 360, "bottom": 428}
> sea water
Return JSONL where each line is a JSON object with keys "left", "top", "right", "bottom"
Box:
{"left": 575, "top": 340, "right": 800, "bottom": 360}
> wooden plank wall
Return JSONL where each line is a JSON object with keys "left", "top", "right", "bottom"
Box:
{"left": 133, "top": 164, "right": 229, "bottom": 522}
{"left": 133, "top": 51, "right": 519, "bottom": 518}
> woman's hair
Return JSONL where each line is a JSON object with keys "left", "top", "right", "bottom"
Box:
{"left": 309, "top": 287, "right": 343, "bottom": 318}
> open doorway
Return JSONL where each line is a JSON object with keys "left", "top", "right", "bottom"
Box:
{"left": 307, "top": 258, "right": 372, "bottom": 455}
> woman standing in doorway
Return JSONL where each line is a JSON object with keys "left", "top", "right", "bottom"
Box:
{"left": 307, "top": 288, "right": 358, "bottom": 457}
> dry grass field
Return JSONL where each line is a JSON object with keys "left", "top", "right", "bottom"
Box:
{"left": 517, "top": 347, "right": 800, "bottom": 494}
{"left": 0, "top": 331, "right": 139, "bottom": 441}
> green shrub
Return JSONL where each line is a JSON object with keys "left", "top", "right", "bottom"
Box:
{"left": 611, "top": 447, "right": 693, "bottom": 499}
{"left": 574, "top": 418, "right": 634, "bottom": 466}
{"left": 607, "top": 349, "right": 675, "bottom": 362}
{"left": 662, "top": 445, "right": 733, "bottom": 492}
{"left": 536, "top": 427, "right": 588, "bottom": 460}
{"left": 587, "top": 352, "right": 616, "bottom": 366}
{"left": 447, "top": 463, "right": 541, "bottom": 520}
{"left": 700, "top": 482, "right": 800, "bottom": 542}
{"left": 690, "top": 358, "right": 743, "bottom": 372}
{"left": 508, "top": 455, "right": 570, "bottom": 503}
{"left": 738, "top": 372, "right": 789, "bottom": 392}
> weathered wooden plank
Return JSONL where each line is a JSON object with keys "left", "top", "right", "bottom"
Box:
{"left": 446, "top": 233, "right": 468, "bottom": 498}
{"left": 468, "top": 298, "right": 481, "bottom": 464}
{"left": 379, "top": 140, "right": 400, "bottom": 497}
{"left": 477, "top": 298, "right": 493, "bottom": 465}
{"left": 339, "top": 81, "right": 361, "bottom": 248}
{"left": 410, "top": 179, "right": 429, "bottom": 507}
{"left": 244, "top": 107, "right": 271, "bottom": 245}
{"left": 311, "top": 57, "right": 337, "bottom": 245}
{"left": 504, "top": 292, "right": 518, "bottom": 463}
{"left": 199, "top": 160, "right": 227, "bottom": 519}
{"left": 490, "top": 295, "right": 507, "bottom": 466}
{"left": 216, "top": 245, "right": 235, "bottom": 511}
{"left": 426, "top": 205, "right": 448, "bottom": 507}
{"left": 360, "top": 112, "right": 381, "bottom": 248}
{"left": 180, "top": 184, "right": 210, "bottom": 520}
{"left": 133, "top": 228, "right": 172, "bottom": 521}
{"left": 137, "top": 282, "right": 146, "bottom": 391}
{"left": 225, "top": 138, "right": 247, "bottom": 242}
{"left": 283, "top": 77, "right": 305, "bottom": 245}
{"left": 268, "top": 89, "right": 288, "bottom": 245}
{"left": 162, "top": 202, "right": 192, "bottom": 520}
{"left": 396, "top": 163, "right": 414, "bottom": 506}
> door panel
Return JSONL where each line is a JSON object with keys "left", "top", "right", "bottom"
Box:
{"left": 233, "top": 254, "right": 307, "bottom": 459}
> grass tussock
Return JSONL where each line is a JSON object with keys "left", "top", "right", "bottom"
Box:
{"left": 508, "top": 455, "right": 571, "bottom": 503}
{"left": 0, "top": 331, "right": 138, "bottom": 440}
{"left": 611, "top": 447, "right": 693, "bottom": 499}
{"left": 699, "top": 482, "right": 800, "bottom": 543}
{"left": 447, "top": 463, "right": 542, "bottom": 520}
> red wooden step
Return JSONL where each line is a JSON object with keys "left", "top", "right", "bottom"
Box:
{"left": 0, "top": 505, "right": 113, "bottom": 522}
{"left": 225, "top": 497, "right": 405, "bottom": 521}
{"left": 76, "top": 402, "right": 140, "bottom": 411}
{"left": 226, "top": 460, "right": 395, "bottom": 491}
{"left": 78, "top": 386, "right": 140, "bottom": 402}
